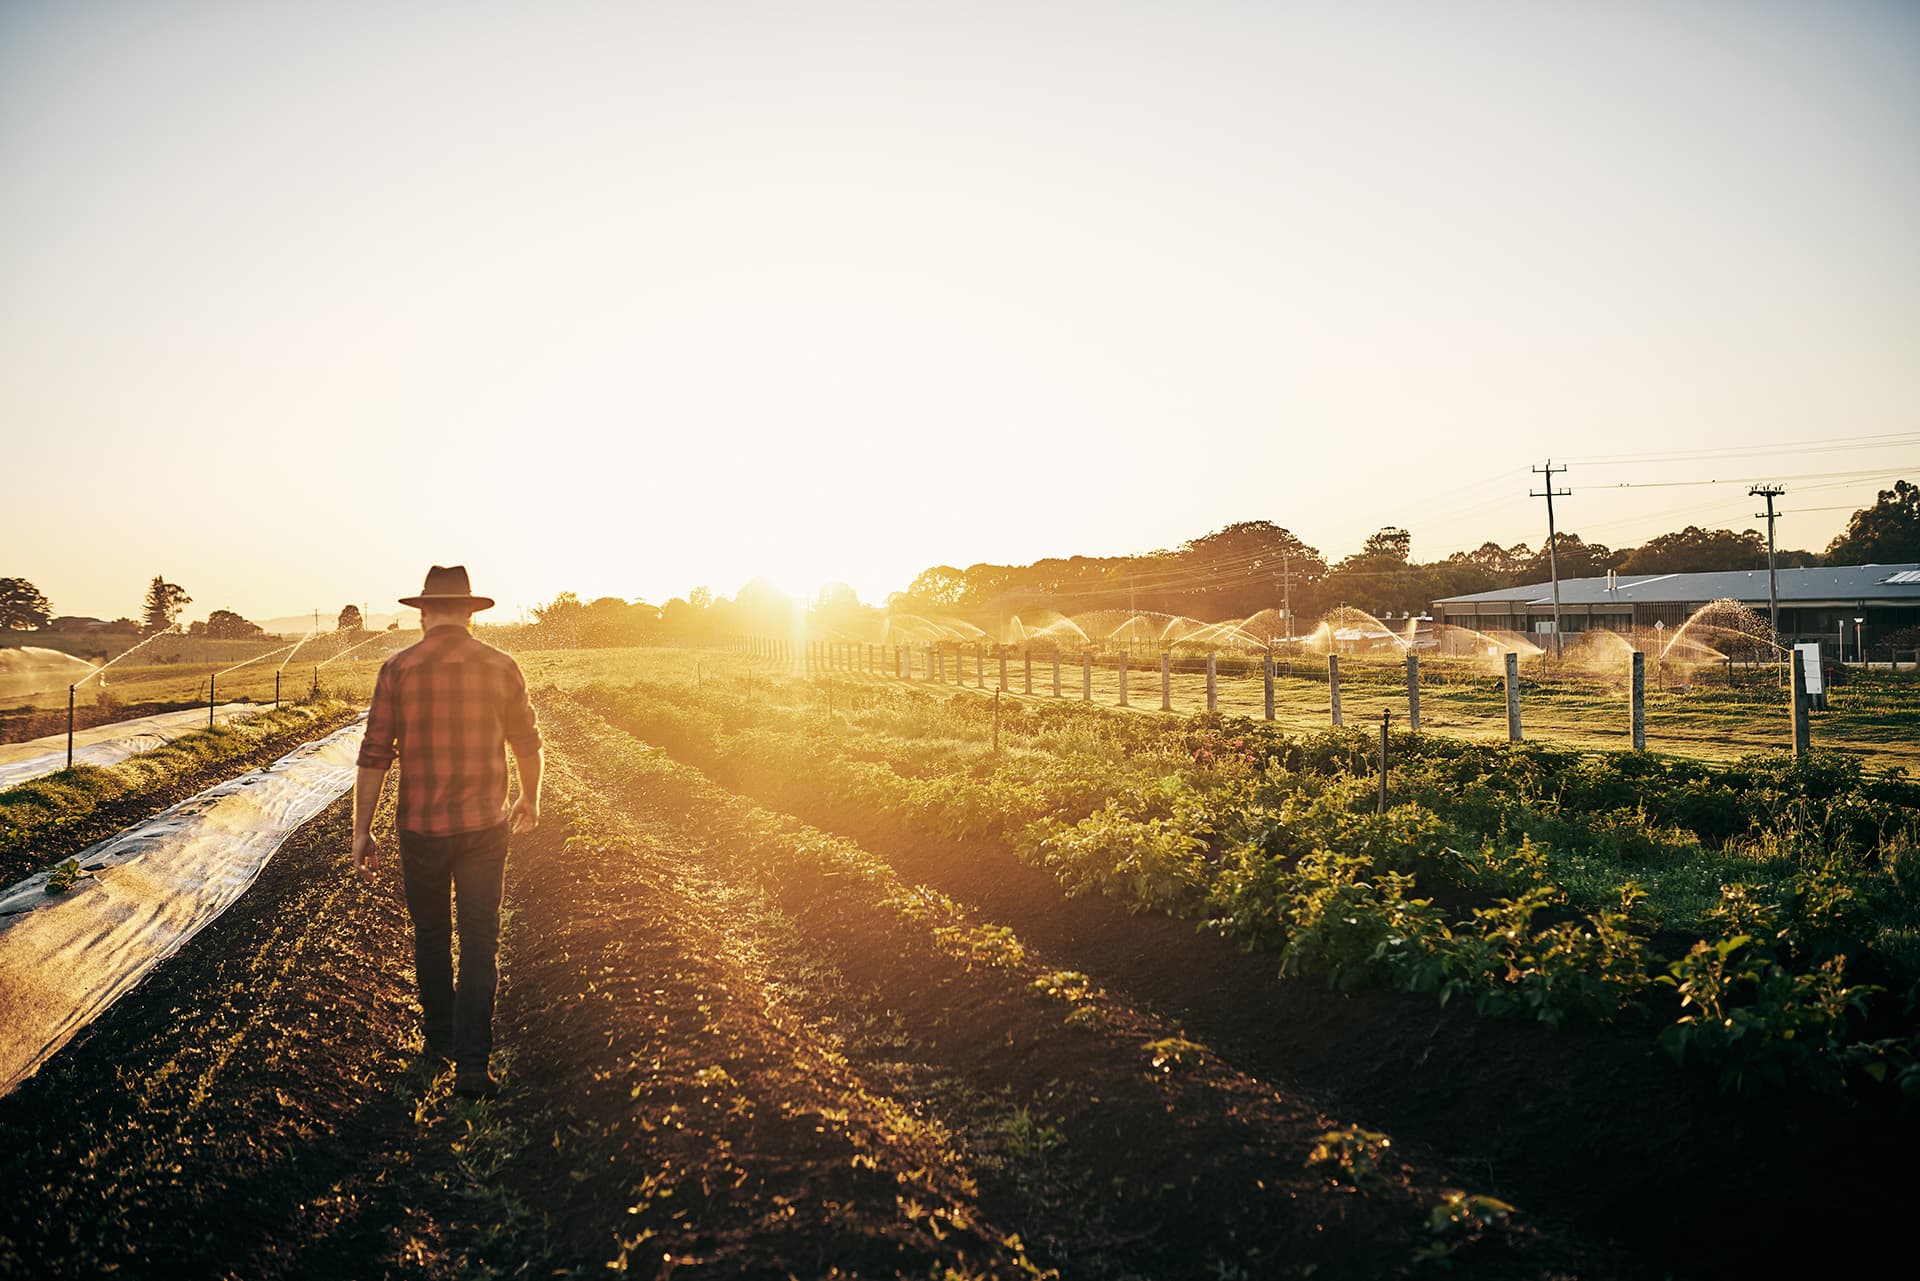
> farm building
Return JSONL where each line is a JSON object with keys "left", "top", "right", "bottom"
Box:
{"left": 1430, "top": 564, "right": 1920, "bottom": 657}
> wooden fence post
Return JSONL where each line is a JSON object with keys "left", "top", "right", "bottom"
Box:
{"left": 1406, "top": 653, "right": 1420, "bottom": 732}
{"left": 1161, "top": 652, "right": 1172, "bottom": 711}
{"left": 1505, "top": 652, "right": 1523, "bottom": 742}
{"left": 1118, "top": 652, "right": 1129, "bottom": 706}
{"left": 1082, "top": 651, "right": 1092, "bottom": 701}
{"left": 1052, "top": 652, "right": 1061, "bottom": 697}
{"left": 1630, "top": 651, "right": 1646, "bottom": 750}
{"left": 1328, "top": 654, "right": 1343, "bottom": 727}
{"left": 1206, "top": 653, "right": 1217, "bottom": 712}
{"left": 1263, "top": 652, "right": 1275, "bottom": 721}
{"left": 1791, "top": 648, "right": 1811, "bottom": 756}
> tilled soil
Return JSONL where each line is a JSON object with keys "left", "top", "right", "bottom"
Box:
{"left": 0, "top": 684, "right": 1645, "bottom": 1279}
{"left": 580, "top": 688, "right": 1919, "bottom": 1279}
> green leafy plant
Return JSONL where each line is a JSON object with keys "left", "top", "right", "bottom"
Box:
{"left": 1412, "top": 1190, "right": 1515, "bottom": 1267}
{"left": 43, "top": 857, "right": 91, "bottom": 894}
{"left": 1306, "top": 1127, "right": 1392, "bottom": 1186}
{"left": 1657, "top": 937, "right": 1879, "bottom": 1093}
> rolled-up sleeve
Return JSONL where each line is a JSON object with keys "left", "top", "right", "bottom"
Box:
{"left": 501, "top": 662, "right": 541, "bottom": 759}
{"left": 357, "top": 662, "right": 399, "bottom": 769}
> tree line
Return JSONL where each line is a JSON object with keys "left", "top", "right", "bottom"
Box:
{"left": 6, "top": 481, "right": 1914, "bottom": 642}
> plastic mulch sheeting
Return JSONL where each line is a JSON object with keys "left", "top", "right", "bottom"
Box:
{"left": 0, "top": 704, "right": 261, "bottom": 791}
{"left": 0, "top": 720, "right": 365, "bottom": 1097}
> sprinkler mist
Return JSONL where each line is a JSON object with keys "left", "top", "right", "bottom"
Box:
{"left": 210, "top": 639, "right": 306, "bottom": 727}
{"left": 64, "top": 630, "right": 174, "bottom": 768}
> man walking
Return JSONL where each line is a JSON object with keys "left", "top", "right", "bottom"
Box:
{"left": 351, "top": 565, "right": 542, "bottom": 1099}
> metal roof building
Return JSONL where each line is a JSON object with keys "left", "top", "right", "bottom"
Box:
{"left": 1431, "top": 564, "right": 1920, "bottom": 654}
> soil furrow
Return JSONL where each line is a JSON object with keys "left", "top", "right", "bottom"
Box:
{"left": 547, "top": 690, "right": 1624, "bottom": 1279}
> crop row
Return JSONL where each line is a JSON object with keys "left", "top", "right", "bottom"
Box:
{"left": 572, "top": 671, "right": 1920, "bottom": 1097}
{"left": 0, "top": 699, "right": 361, "bottom": 886}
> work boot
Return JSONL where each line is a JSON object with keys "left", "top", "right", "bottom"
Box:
{"left": 454, "top": 1065, "right": 499, "bottom": 1100}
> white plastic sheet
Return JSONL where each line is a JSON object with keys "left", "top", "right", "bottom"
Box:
{"left": 0, "top": 720, "right": 364, "bottom": 1097}
{"left": 0, "top": 705, "right": 259, "bottom": 791}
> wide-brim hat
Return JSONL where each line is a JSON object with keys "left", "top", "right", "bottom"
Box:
{"left": 399, "top": 564, "right": 495, "bottom": 612}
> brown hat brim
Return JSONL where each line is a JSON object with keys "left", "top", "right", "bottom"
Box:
{"left": 400, "top": 594, "right": 495, "bottom": 611}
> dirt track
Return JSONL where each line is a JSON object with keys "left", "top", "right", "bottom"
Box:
{"left": 1, "top": 690, "right": 1646, "bottom": 1278}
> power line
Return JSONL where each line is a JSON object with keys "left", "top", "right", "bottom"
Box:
{"left": 1566, "top": 431, "right": 1919, "bottom": 467}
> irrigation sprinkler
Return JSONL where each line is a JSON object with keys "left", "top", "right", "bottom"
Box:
{"left": 66, "top": 685, "right": 75, "bottom": 770}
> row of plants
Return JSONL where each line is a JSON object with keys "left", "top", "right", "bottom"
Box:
{"left": 0, "top": 698, "right": 360, "bottom": 886}
{"left": 542, "top": 689, "right": 1552, "bottom": 1276}
{"left": 567, "top": 670, "right": 1920, "bottom": 1097}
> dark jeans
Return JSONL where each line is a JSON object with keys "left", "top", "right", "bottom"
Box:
{"left": 397, "top": 821, "right": 509, "bottom": 1069}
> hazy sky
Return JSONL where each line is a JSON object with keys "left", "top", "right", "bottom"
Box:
{"left": 3, "top": 0, "right": 1916, "bottom": 623}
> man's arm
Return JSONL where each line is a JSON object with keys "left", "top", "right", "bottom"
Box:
{"left": 503, "top": 659, "right": 543, "bottom": 834}
{"left": 508, "top": 747, "right": 542, "bottom": 834}
{"left": 353, "top": 662, "right": 399, "bottom": 882}
{"left": 352, "top": 764, "right": 389, "bottom": 881}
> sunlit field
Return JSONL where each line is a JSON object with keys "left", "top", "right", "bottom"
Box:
{"left": 3, "top": 639, "right": 1919, "bottom": 1277}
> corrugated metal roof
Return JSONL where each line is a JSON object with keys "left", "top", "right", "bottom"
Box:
{"left": 1435, "top": 564, "right": 1920, "bottom": 607}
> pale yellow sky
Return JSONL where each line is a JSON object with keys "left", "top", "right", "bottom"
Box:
{"left": 2, "top": 0, "right": 1916, "bottom": 622}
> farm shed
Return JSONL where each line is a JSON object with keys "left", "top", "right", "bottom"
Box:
{"left": 1430, "top": 564, "right": 1920, "bottom": 654}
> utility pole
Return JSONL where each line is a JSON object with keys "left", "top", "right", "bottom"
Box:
{"left": 1750, "top": 485, "right": 1784, "bottom": 643}
{"left": 1531, "top": 461, "right": 1570, "bottom": 657}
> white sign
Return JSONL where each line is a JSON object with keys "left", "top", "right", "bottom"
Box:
{"left": 1796, "top": 642, "right": 1824, "bottom": 696}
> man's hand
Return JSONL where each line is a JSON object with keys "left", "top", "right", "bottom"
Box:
{"left": 352, "top": 832, "right": 380, "bottom": 882}
{"left": 509, "top": 794, "right": 539, "bottom": 835}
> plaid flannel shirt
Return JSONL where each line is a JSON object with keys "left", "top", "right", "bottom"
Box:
{"left": 357, "top": 626, "right": 541, "bottom": 836}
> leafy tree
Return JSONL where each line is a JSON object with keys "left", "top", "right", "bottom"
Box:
{"left": 192, "top": 609, "right": 266, "bottom": 640}
{"left": 1617, "top": 527, "right": 1767, "bottom": 575}
{"left": 1173, "top": 521, "right": 1327, "bottom": 619}
{"left": 141, "top": 576, "right": 191, "bottom": 635}
{"left": 1361, "top": 527, "right": 1412, "bottom": 563}
{"left": 1825, "top": 480, "right": 1920, "bottom": 564}
{"left": 336, "top": 604, "right": 364, "bottom": 633}
{"left": 0, "top": 577, "right": 52, "bottom": 630}
{"left": 899, "top": 565, "right": 968, "bottom": 608}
